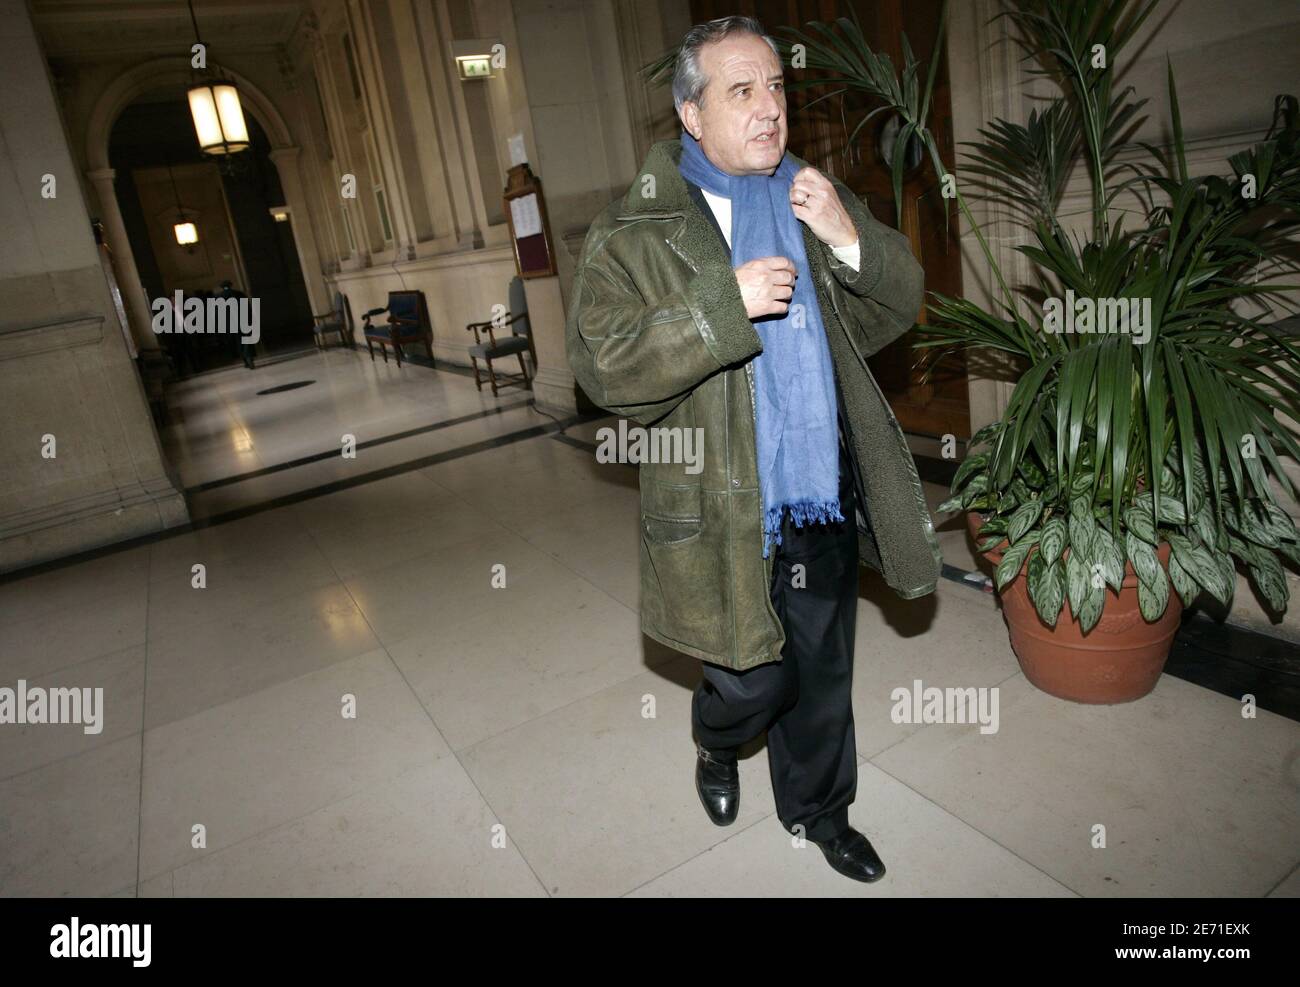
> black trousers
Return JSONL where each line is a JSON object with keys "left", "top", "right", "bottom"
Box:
{"left": 691, "top": 429, "right": 860, "bottom": 843}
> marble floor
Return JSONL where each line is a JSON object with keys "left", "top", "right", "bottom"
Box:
{"left": 1, "top": 349, "right": 1298, "bottom": 897}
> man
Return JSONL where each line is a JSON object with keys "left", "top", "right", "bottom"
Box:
{"left": 219, "top": 280, "right": 255, "bottom": 370}
{"left": 565, "top": 16, "right": 941, "bottom": 883}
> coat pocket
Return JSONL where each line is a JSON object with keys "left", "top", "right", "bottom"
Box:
{"left": 643, "top": 516, "right": 702, "bottom": 545}
{"left": 639, "top": 479, "right": 702, "bottom": 545}
{"left": 637, "top": 479, "right": 728, "bottom": 657}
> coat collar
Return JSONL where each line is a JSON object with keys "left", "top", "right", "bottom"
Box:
{"left": 616, "top": 137, "right": 813, "bottom": 219}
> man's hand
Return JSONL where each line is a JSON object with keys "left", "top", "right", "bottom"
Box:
{"left": 790, "top": 167, "right": 857, "bottom": 248}
{"left": 734, "top": 256, "right": 796, "bottom": 320}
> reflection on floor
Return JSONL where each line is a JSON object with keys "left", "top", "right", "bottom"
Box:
{"left": 159, "top": 346, "right": 549, "bottom": 519}
{"left": 1, "top": 348, "right": 1298, "bottom": 897}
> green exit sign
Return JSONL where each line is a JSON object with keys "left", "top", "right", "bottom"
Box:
{"left": 456, "top": 56, "right": 492, "bottom": 80}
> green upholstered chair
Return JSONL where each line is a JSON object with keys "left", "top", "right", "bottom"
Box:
{"left": 465, "top": 276, "right": 535, "bottom": 395}
{"left": 311, "top": 292, "right": 355, "bottom": 350}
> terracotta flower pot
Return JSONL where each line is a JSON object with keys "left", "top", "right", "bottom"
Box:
{"left": 966, "top": 511, "right": 1182, "bottom": 704}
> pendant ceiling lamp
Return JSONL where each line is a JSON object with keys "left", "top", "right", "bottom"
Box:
{"left": 186, "top": 0, "right": 249, "bottom": 155}
{"left": 167, "top": 166, "right": 198, "bottom": 247}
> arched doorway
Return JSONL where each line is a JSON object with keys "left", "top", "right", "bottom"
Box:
{"left": 84, "top": 58, "right": 328, "bottom": 362}
{"left": 108, "top": 96, "right": 315, "bottom": 373}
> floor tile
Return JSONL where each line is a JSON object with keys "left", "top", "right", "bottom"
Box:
{"left": 0, "top": 736, "right": 141, "bottom": 897}
{"left": 138, "top": 647, "right": 449, "bottom": 881}
{"left": 458, "top": 655, "right": 779, "bottom": 896}
{"left": 162, "top": 758, "right": 545, "bottom": 896}
{"left": 143, "top": 582, "right": 379, "bottom": 730}
{"left": 631, "top": 763, "right": 1073, "bottom": 897}
{"left": 871, "top": 673, "right": 1300, "bottom": 896}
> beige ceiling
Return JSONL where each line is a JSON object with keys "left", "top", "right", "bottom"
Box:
{"left": 31, "top": 0, "right": 309, "bottom": 59}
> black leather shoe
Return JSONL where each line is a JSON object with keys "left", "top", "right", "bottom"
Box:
{"left": 695, "top": 744, "right": 739, "bottom": 825}
{"left": 811, "top": 826, "right": 886, "bottom": 882}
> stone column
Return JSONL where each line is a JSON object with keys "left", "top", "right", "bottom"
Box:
{"left": 268, "top": 146, "right": 329, "bottom": 315}
{"left": 86, "top": 167, "right": 160, "bottom": 353}
{"left": 505, "top": 0, "right": 636, "bottom": 414}
{"left": 347, "top": 0, "right": 418, "bottom": 259}
{"left": 0, "top": 0, "right": 187, "bottom": 572}
{"left": 523, "top": 276, "right": 573, "bottom": 413}
{"left": 502, "top": 0, "right": 690, "bottom": 415}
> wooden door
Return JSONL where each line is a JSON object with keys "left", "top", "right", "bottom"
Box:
{"left": 687, "top": 0, "right": 970, "bottom": 439}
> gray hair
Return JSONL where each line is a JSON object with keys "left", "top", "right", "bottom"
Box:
{"left": 671, "top": 16, "right": 780, "bottom": 112}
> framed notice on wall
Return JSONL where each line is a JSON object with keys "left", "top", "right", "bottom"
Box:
{"left": 503, "top": 162, "right": 556, "bottom": 279}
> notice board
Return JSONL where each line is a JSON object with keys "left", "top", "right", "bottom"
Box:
{"left": 503, "top": 162, "right": 556, "bottom": 279}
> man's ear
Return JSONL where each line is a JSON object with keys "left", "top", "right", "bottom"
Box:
{"left": 679, "top": 102, "right": 702, "bottom": 140}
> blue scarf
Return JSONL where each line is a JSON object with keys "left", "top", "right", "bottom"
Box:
{"left": 677, "top": 131, "right": 842, "bottom": 556}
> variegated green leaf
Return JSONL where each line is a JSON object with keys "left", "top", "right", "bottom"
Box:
{"left": 996, "top": 539, "right": 1032, "bottom": 590}
{"left": 1068, "top": 471, "right": 1093, "bottom": 497}
{"left": 960, "top": 472, "right": 990, "bottom": 507}
{"left": 968, "top": 421, "right": 1000, "bottom": 449}
{"left": 1193, "top": 501, "right": 1220, "bottom": 550}
{"left": 1227, "top": 533, "right": 1256, "bottom": 561}
{"left": 1124, "top": 505, "right": 1158, "bottom": 546}
{"left": 1091, "top": 527, "right": 1125, "bottom": 592}
{"left": 1167, "top": 549, "right": 1199, "bottom": 607}
{"left": 1247, "top": 551, "right": 1289, "bottom": 612}
{"left": 1009, "top": 499, "right": 1042, "bottom": 543}
{"left": 1065, "top": 546, "right": 1090, "bottom": 616}
{"left": 1078, "top": 578, "right": 1105, "bottom": 633}
{"left": 1040, "top": 516, "right": 1067, "bottom": 565}
{"left": 1260, "top": 503, "right": 1298, "bottom": 541}
{"left": 1235, "top": 502, "right": 1279, "bottom": 548}
{"left": 952, "top": 452, "right": 989, "bottom": 491}
{"left": 1069, "top": 511, "right": 1097, "bottom": 556}
{"left": 1279, "top": 540, "right": 1300, "bottom": 568}
{"left": 1018, "top": 457, "right": 1047, "bottom": 488}
{"left": 1137, "top": 568, "right": 1170, "bottom": 621}
{"left": 1214, "top": 552, "right": 1237, "bottom": 606}
{"left": 978, "top": 515, "right": 1009, "bottom": 537}
{"left": 1176, "top": 540, "right": 1232, "bottom": 605}
{"left": 1155, "top": 496, "right": 1187, "bottom": 524}
{"left": 1027, "top": 553, "right": 1065, "bottom": 628}
{"left": 1125, "top": 532, "right": 1161, "bottom": 587}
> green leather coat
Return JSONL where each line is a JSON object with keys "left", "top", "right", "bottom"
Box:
{"left": 566, "top": 137, "right": 942, "bottom": 670}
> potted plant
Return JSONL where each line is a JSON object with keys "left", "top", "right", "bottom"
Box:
{"left": 782, "top": 0, "right": 1300, "bottom": 701}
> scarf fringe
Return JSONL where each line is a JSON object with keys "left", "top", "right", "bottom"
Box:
{"left": 761, "top": 499, "right": 845, "bottom": 558}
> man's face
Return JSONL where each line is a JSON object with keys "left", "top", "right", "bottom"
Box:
{"left": 680, "top": 32, "right": 787, "bottom": 176}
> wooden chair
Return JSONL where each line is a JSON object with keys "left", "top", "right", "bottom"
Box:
{"left": 465, "top": 276, "right": 536, "bottom": 395}
{"left": 311, "top": 292, "right": 354, "bottom": 350}
{"left": 362, "top": 290, "right": 434, "bottom": 368}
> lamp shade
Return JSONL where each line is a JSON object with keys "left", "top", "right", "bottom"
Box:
{"left": 188, "top": 82, "right": 250, "bottom": 155}
{"left": 174, "top": 222, "right": 199, "bottom": 245}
